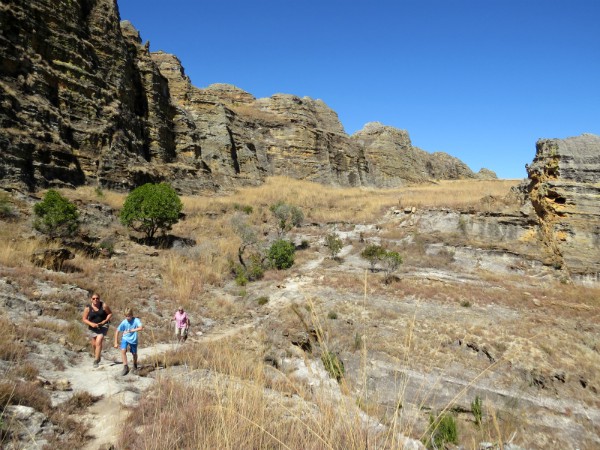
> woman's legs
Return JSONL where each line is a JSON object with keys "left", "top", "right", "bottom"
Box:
{"left": 94, "top": 334, "right": 104, "bottom": 361}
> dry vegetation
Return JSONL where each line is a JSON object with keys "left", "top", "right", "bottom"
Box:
{"left": 1, "top": 177, "right": 599, "bottom": 449}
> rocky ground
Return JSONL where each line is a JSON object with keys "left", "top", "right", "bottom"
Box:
{"left": 0, "top": 187, "right": 599, "bottom": 450}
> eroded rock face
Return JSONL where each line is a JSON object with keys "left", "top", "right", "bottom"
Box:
{"left": 0, "top": 0, "right": 484, "bottom": 193}
{"left": 352, "top": 122, "right": 479, "bottom": 186}
{"left": 525, "top": 134, "right": 600, "bottom": 281}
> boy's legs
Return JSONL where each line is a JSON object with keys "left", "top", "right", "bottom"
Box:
{"left": 120, "top": 348, "right": 128, "bottom": 366}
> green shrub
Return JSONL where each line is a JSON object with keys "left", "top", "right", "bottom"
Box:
{"left": 321, "top": 351, "right": 344, "bottom": 382}
{"left": 425, "top": 413, "right": 458, "bottom": 449}
{"left": 471, "top": 395, "right": 483, "bottom": 426}
{"left": 33, "top": 189, "right": 79, "bottom": 238}
{"left": 235, "top": 271, "right": 248, "bottom": 286}
{"left": 270, "top": 201, "right": 303, "bottom": 236}
{"left": 324, "top": 233, "right": 343, "bottom": 259}
{"left": 0, "top": 192, "right": 15, "bottom": 220}
{"left": 360, "top": 244, "right": 386, "bottom": 271}
{"left": 246, "top": 253, "right": 265, "bottom": 281}
{"left": 256, "top": 296, "right": 269, "bottom": 306}
{"left": 119, "top": 183, "right": 182, "bottom": 240}
{"left": 327, "top": 311, "right": 338, "bottom": 320}
{"left": 298, "top": 239, "right": 310, "bottom": 249}
{"left": 381, "top": 250, "right": 403, "bottom": 282}
{"left": 268, "top": 239, "right": 295, "bottom": 270}
{"left": 233, "top": 203, "right": 253, "bottom": 214}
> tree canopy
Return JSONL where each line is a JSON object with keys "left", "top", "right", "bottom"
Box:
{"left": 119, "top": 183, "right": 182, "bottom": 240}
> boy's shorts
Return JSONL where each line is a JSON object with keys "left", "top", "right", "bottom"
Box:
{"left": 120, "top": 341, "right": 138, "bottom": 353}
{"left": 175, "top": 327, "right": 188, "bottom": 337}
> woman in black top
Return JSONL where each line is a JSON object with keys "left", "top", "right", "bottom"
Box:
{"left": 82, "top": 293, "right": 113, "bottom": 367}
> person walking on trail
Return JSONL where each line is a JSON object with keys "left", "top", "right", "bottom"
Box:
{"left": 114, "top": 307, "right": 143, "bottom": 376}
{"left": 173, "top": 306, "right": 190, "bottom": 343}
{"left": 82, "top": 293, "right": 112, "bottom": 368}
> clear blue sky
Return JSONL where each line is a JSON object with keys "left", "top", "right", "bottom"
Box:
{"left": 118, "top": 0, "right": 599, "bottom": 179}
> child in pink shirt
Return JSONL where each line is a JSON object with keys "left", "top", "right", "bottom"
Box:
{"left": 173, "top": 306, "right": 190, "bottom": 343}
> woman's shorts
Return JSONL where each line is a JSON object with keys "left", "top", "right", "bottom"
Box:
{"left": 89, "top": 326, "right": 109, "bottom": 338}
{"left": 175, "top": 327, "right": 188, "bottom": 337}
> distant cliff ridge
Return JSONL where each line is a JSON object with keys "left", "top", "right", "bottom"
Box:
{"left": 0, "top": 0, "right": 492, "bottom": 193}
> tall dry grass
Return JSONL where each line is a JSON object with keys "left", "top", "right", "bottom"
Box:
{"left": 180, "top": 177, "right": 520, "bottom": 225}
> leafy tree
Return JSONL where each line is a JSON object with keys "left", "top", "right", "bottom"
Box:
{"left": 324, "top": 233, "right": 343, "bottom": 259}
{"left": 381, "top": 250, "right": 403, "bottom": 282}
{"left": 119, "top": 183, "right": 182, "bottom": 240}
{"left": 360, "top": 244, "right": 386, "bottom": 272}
{"left": 270, "top": 201, "right": 303, "bottom": 236}
{"left": 268, "top": 239, "right": 295, "bottom": 269}
{"left": 33, "top": 189, "right": 79, "bottom": 238}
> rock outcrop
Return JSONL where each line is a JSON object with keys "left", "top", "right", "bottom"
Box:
{"left": 524, "top": 134, "right": 600, "bottom": 282}
{"left": 352, "top": 122, "right": 479, "bottom": 185}
{"left": 0, "top": 0, "right": 485, "bottom": 194}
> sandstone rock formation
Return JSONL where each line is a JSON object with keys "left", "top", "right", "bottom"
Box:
{"left": 524, "top": 134, "right": 600, "bottom": 282}
{"left": 0, "top": 0, "right": 486, "bottom": 194}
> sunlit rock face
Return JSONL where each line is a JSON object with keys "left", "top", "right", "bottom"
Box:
{"left": 0, "top": 0, "right": 483, "bottom": 193}
{"left": 525, "top": 134, "right": 600, "bottom": 281}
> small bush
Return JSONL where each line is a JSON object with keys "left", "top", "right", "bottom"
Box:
{"left": 256, "top": 296, "right": 269, "bottom": 306}
{"left": 0, "top": 192, "right": 16, "bottom": 220}
{"left": 321, "top": 351, "right": 344, "bottom": 382}
{"left": 298, "top": 239, "right": 310, "bottom": 250}
{"left": 270, "top": 201, "right": 303, "bottom": 236}
{"left": 381, "top": 250, "right": 402, "bottom": 282}
{"left": 324, "top": 233, "right": 343, "bottom": 259}
{"left": 233, "top": 203, "right": 253, "bottom": 215}
{"left": 461, "top": 300, "right": 472, "bottom": 308}
{"left": 360, "top": 244, "right": 386, "bottom": 271}
{"left": 425, "top": 413, "right": 458, "bottom": 449}
{"left": 471, "top": 395, "right": 483, "bottom": 426}
{"left": 33, "top": 189, "right": 79, "bottom": 238}
{"left": 268, "top": 239, "right": 295, "bottom": 270}
{"left": 327, "top": 311, "right": 338, "bottom": 320}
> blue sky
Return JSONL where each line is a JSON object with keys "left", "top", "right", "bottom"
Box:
{"left": 118, "top": 0, "right": 599, "bottom": 179}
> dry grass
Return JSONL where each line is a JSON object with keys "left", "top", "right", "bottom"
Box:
{"left": 180, "top": 177, "right": 520, "bottom": 225}
{"left": 57, "top": 185, "right": 126, "bottom": 211}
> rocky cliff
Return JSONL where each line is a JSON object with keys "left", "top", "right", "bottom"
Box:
{"left": 0, "top": 0, "right": 486, "bottom": 193}
{"left": 524, "top": 134, "right": 600, "bottom": 282}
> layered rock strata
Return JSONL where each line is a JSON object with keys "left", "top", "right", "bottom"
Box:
{"left": 0, "top": 0, "right": 484, "bottom": 193}
{"left": 525, "top": 134, "right": 600, "bottom": 281}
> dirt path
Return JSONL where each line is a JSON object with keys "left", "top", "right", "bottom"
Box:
{"left": 72, "top": 319, "right": 270, "bottom": 449}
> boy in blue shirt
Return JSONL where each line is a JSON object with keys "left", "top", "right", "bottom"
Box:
{"left": 113, "top": 307, "right": 143, "bottom": 376}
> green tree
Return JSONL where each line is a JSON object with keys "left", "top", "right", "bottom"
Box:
{"left": 381, "top": 250, "right": 403, "bottom": 282}
{"left": 324, "top": 233, "right": 343, "bottom": 259}
{"left": 33, "top": 189, "right": 79, "bottom": 238}
{"left": 119, "top": 183, "right": 182, "bottom": 240}
{"left": 270, "top": 201, "right": 303, "bottom": 236}
{"left": 360, "top": 244, "right": 386, "bottom": 272}
{"left": 268, "top": 239, "right": 295, "bottom": 269}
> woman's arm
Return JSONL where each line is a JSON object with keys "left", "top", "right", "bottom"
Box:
{"left": 103, "top": 305, "right": 113, "bottom": 325}
{"left": 82, "top": 306, "right": 97, "bottom": 327}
